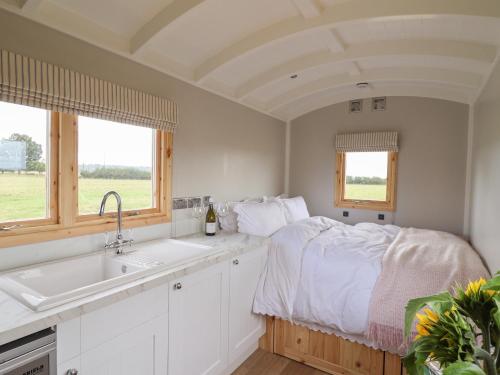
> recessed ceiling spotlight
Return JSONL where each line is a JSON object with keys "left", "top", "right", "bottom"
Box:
{"left": 356, "top": 82, "right": 369, "bottom": 89}
{"left": 290, "top": 74, "right": 298, "bottom": 79}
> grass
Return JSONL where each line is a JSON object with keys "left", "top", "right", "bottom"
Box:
{"left": 345, "top": 184, "right": 387, "bottom": 201}
{"left": 0, "top": 175, "right": 388, "bottom": 222}
{"left": 0, "top": 173, "right": 152, "bottom": 221}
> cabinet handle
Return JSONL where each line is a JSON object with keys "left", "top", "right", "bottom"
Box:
{"left": 174, "top": 282, "right": 182, "bottom": 290}
{"left": 66, "top": 369, "right": 79, "bottom": 375}
{"left": 233, "top": 259, "right": 239, "bottom": 265}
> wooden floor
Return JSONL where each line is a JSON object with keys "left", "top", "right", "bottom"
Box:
{"left": 232, "top": 349, "right": 328, "bottom": 375}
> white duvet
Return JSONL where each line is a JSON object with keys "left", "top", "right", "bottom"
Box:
{"left": 253, "top": 216, "right": 399, "bottom": 336}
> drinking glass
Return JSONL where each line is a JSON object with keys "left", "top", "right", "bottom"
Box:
{"left": 192, "top": 201, "right": 205, "bottom": 219}
{"left": 216, "top": 201, "right": 229, "bottom": 218}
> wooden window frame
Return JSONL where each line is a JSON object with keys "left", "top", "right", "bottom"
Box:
{"left": 0, "top": 112, "right": 173, "bottom": 248}
{"left": 0, "top": 112, "right": 60, "bottom": 231}
{"left": 74, "top": 115, "right": 165, "bottom": 223}
{"left": 335, "top": 151, "right": 398, "bottom": 211}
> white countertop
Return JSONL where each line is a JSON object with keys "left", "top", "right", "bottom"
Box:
{"left": 0, "top": 231, "right": 268, "bottom": 346}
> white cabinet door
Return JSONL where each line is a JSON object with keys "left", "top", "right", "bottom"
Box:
{"left": 168, "top": 262, "right": 229, "bottom": 375}
{"left": 228, "top": 246, "right": 267, "bottom": 364}
{"left": 79, "top": 314, "right": 168, "bottom": 375}
{"left": 80, "top": 284, "right": 168, "bottom": 352}
{"left": 57, "top": 285, "right": 169, "bottom": 375}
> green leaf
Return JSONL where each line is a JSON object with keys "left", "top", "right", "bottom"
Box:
{"left": 404, "top": 292, "right": 454, "bottom": 338}
{"left": 481, "top": 274, "right": 500, "bottom": 291}
{"left": 491, "top": 294, "right": 500, "bottom": 330}
{"left": 443, "top": 362, "right": 486, "bottom": 375}
{"left": 403, "top": 350, "right": 432, "bottom": 375}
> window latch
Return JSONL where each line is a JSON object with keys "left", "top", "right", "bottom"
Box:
{"left": 0, "top": 224, "right": 22, "bottom": 231}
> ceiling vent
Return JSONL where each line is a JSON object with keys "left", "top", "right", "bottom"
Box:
{"left": 348, "top": 99, "right": 362, "bottom": 113}
{"left": 372, "top": 97, "right": 386, "bottom": 111}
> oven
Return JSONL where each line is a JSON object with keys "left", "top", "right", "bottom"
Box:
{"left": 0, "top": 328, "right": 56, "bottom": 375}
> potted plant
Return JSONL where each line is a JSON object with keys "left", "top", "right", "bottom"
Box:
{"left": 404, "top": 272, "right": 500, "bottom": 375}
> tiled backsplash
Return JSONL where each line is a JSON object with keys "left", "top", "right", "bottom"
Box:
{"left": 171, "top": 196, "right": 211, "bottom": 237}
{"left": 173, "top": 196, "right": 211, "bottom": 210}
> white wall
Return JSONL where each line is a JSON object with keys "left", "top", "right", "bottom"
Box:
{"left": 469, "top": 58, "right": 500, "bottom": 274}
{"left": 289, "top": 97, "right": 469, "bottom": 235}
{"left": 0, "top": 10, "right": 285, "bottom": 270}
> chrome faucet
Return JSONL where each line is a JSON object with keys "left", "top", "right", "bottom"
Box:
{"left": 99, "top": 191, "right": 133, "bottom": 254}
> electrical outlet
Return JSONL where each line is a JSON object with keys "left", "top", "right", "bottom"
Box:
{"left": 343, "top": 211, "right": 349, "bottom": 217}
{"left": 378, "top": 214, "right": 385, "bottom": 220}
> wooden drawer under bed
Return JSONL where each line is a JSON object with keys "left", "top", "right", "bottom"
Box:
{"left": 260, "top": 317, "right": 407, "bottom": 375}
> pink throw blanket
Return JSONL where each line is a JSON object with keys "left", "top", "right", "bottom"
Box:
{"left": 367, "top": 228, "right": 489, "bottom": 355}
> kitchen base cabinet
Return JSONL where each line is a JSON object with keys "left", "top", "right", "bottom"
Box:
{"left": 168, "top": 262, "right": 230, "bottom": 375}
{"left": 80, "top": 315, "right": 168, "bottom": 375}
{"left": 56, "top": 244, "right": 269, "bottom": 375}
{"left": 57, "top": 285, "right": 169, "bottom": 375}
{"left": 228, "top": 246, "right": 267, "bottom": 365}
{"left": 58, "top": 357, "right": 81, "bottom": 375}
{"left": 57, "top": 315, "right": 168, "bottom": 375}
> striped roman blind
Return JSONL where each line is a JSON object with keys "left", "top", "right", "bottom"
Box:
{"left": 336, "top": 131, "right": 398, "bottom": 152}
{"left": 0, "top": 50, "right": 178, "bottom": 132}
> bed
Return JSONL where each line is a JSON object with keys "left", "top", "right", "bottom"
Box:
{"left": 250, "top": 215, "right": 488, "bottom": 375}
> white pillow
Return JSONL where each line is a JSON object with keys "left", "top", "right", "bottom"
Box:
{"left": 280, "top": 196, "right": 310, "bottom": 223}
{"left": 233, "top": 201, "right": 287, "bottom": 237}
{"left": 219, "top": 198, "right": 264, "bottom": 232}
{"left": 263, "top": 193, "right": 288, "bottom": 201}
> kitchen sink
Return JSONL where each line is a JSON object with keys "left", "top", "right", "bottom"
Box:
{"left": 0, "top": 252, "right": 164, "bottom": 311}
{"left": 0, "top": 239, "right": 220, "bottom": 312}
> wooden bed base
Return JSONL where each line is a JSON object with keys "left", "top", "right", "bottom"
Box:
{"left": 259, "top": 317, "right": 407, "bottom": 375}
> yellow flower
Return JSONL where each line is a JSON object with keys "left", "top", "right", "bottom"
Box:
{"left": 423, "top": 308, "right": 439, "bottom": 323}
{"left": 416, "top": 323, "right": 430, "bottom": 337}
{"left": 416, "top": 308, "right": 438, "bottom": 328}
{"left": 465, "top": 278, "right": 486, "bottom": 296}
{"left": 414, "top": 307, "right": 438, "bottom": 341}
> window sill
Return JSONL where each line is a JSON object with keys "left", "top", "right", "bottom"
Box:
{"left": 0, "top": 213, "right": 171, "bottom": 249}
{"left": 335, "top": 199, "right": 396, "bottom": 212}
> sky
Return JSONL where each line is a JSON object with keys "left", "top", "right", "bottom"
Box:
{"left": 0, "top": 102, "right": 153, "bottom": 168}
{"left": 0, "top": 102, "right": 48, "bottom": 158}
{"left": 345, "top": 151, "right": 388, "bottom": 178}
{"left": 78, "top": 116, "right": 153, "bottom": 168}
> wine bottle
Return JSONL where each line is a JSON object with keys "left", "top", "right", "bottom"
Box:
{"left": 205, "top": 198, "right": 216, "bottom": 236}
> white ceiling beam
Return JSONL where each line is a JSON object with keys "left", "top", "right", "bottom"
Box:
{"left": 275, "top": 84, "right": 473, "bottom": 120}
{"left": 130, "top": 0, "right": 206, "bottom": 55}
{"left": 21, "top": 1, "right": 130, "bottom": 52}
{"left": 194, "top": 0, "right": 500, "bottom": 82}
{"left": 319, "top": 28, "right": 345, "bottom": 53}
{"left": 20, "top": 0, "right": 43, "bottom": 13}
{"left": 291, "top": 0, "right": 321, "bottom": 19}
{"left": 235, "top": 39, "right": 496, "bottom": 99}
{"left": 349, "top": 62, "right": 361, "bottom": 76}
{"left": 0, "top": 0, "right": 285, "bottom": 122}
{"left": 266, "top": 67, "right": 483, "bottom": 112}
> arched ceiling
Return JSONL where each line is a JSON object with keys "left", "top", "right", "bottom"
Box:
{"left": 2, "top": 0, "right": 500, "bottom": 121}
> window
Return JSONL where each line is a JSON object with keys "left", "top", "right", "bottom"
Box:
{"left": 0, "top": 102, "right": 58, "bottom": 227}
{"left": 0, "top": 110, "right": 173, "bottom": 247}
{"left": 77, "top": 116, "right": 157, "bottom": 216}
{"left": 335, "top": 151, "right": 397, "bottom": 211}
